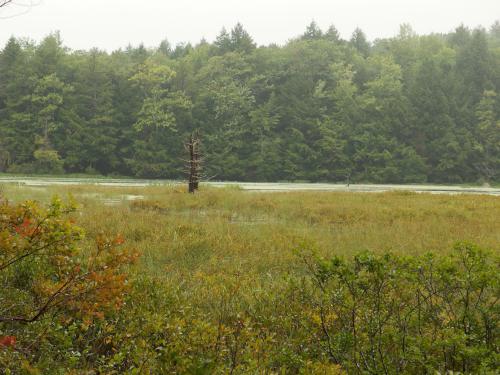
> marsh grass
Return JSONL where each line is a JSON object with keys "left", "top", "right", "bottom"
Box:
{"left": 4, "top": 185, "right": 500, "bottom": 296}
{"left": 2, "top": 183, "right": 498, "bottom": 280}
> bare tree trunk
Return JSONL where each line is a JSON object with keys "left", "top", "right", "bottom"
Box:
{"left": 185, "top": 132, "right": 202, "bottom": 193}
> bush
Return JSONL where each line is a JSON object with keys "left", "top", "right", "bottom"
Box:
{"left": 0, "top": 197, "right": 138, "bottom": 371}
{"left": 299, "top": 243, "right": 499, "bottom": 374}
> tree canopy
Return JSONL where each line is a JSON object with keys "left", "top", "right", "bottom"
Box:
{"left": 0, "top": 22, "right": 499, "bottom": 183}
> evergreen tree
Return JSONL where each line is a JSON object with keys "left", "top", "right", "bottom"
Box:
{"left": 302, "top": 21, "right": 323, "bottom": 40}
{"left": 0, "top": 37, "right": 35, "bottom": 167}
{"left": 350, "top": 28, "right": 371, "bottom": 57}
{"left": 230, "top": 23, "right": 256, "bottom": 54}
{"left": 214, "top": 27, "right": 232, "bottom": 55}
{"left": 457, "top": 28, "right": 494, "bottom": 104}
{"left": 473, "top": 90, "right": 500, "bottom": 181}
{"left": 324, "top": 25, "right": 341, "bottom": 43}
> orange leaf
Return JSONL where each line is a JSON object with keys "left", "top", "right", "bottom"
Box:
{"left": 0, "top": 336, "right": 16, "bottom": 348}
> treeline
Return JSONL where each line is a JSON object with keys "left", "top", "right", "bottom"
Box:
{"left": 0, "top": 22, "right": 499, "bottom": 183}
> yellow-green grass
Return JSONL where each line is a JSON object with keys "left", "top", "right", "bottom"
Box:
{"left": 2, "top": 183, "right": 498, "bottom": 283}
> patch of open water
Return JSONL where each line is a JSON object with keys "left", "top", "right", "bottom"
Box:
{"left": 1, "top": 177, "right": 499, "bottom": 196}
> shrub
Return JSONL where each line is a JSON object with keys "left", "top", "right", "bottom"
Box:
{"left": 0, "top": 197, "right": 138, "bottom": 371}
{"left": 299, "top": 242, "right": 499, "bottom": 373}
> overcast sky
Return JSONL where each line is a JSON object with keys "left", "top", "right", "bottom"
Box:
{"left": 1, "top": 0, "right": 499, "bottom": 51}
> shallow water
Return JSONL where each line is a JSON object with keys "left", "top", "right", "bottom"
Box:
{"left": 0, "top": 177, "right": 499, "bottom": 196}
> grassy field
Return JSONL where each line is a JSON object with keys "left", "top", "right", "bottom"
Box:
{"left": 1, "top": 183, "right": 499, "bottom": 373}
{"left": 3, "top": 182, "right": 498, "bottom": 258}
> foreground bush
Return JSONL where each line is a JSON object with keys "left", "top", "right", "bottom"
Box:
{"left": 0, "top": 197, "right": 138, "bottom": 371}
{"left": 94, "top": 243, "right": 498, "bottom": 374}
{"left": 300, "top": 242, "right": 499, "bottom": 373}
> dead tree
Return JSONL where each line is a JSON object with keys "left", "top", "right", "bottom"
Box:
{"left": 185, "top": 132, "right": 202, "bottom": 193}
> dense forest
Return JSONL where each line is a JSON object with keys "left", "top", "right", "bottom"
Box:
{"left": 0, "top": 22, "right": 499, "bottom": 183}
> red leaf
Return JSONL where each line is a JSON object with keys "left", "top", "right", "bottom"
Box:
{"left": 0, "top": 336, "right": 16, "bottom": 348}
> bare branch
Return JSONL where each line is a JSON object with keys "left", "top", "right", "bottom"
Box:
{"left": 0, "top": 0, "right": 42, "bottom": 19}
{"left": 0, "top": 237, "right": 68, "bottom": 272}
{"left": 0, "top": 272, "right": 77, "bottom": 323}
{"left": 0, "top": 1, "right": 14, "bottom": 8}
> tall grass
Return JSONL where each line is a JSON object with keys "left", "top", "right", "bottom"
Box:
{"left": 2, "top": 183, "right": 498, "bottom": 277}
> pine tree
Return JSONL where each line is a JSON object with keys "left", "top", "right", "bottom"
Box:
{"left": 302, "top": 21, "right": 323, "bottom": 40}
{"left": 350, "top": 28, "right": 370, "bottom": 57}
{"left": 230, "top": 23, "right": 256, "bottom": 54}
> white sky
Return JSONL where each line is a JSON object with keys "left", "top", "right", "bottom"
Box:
{"left": 1, "top": 0, "right": 499, "bottom": 51}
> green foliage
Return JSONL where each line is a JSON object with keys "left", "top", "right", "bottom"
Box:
{"left": 32, "top": 149, "right": 64, "bottom": 174}
{"left": 32, "top": 73, "right": 72, "bottom": 144}
{"left": 0, "top": 22, "right": 499, "bottom": 182}
{"left": 300, "top": 242, "right": 499, "bottom": 373}
{"left": 474, "top": 90, "right": 500, "bottom": 181}
{"left": 0, "top": 185, "right": 498, "bottom": 372}
{"left": 130, "top": 60, "right": 180, "bottom": 131}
